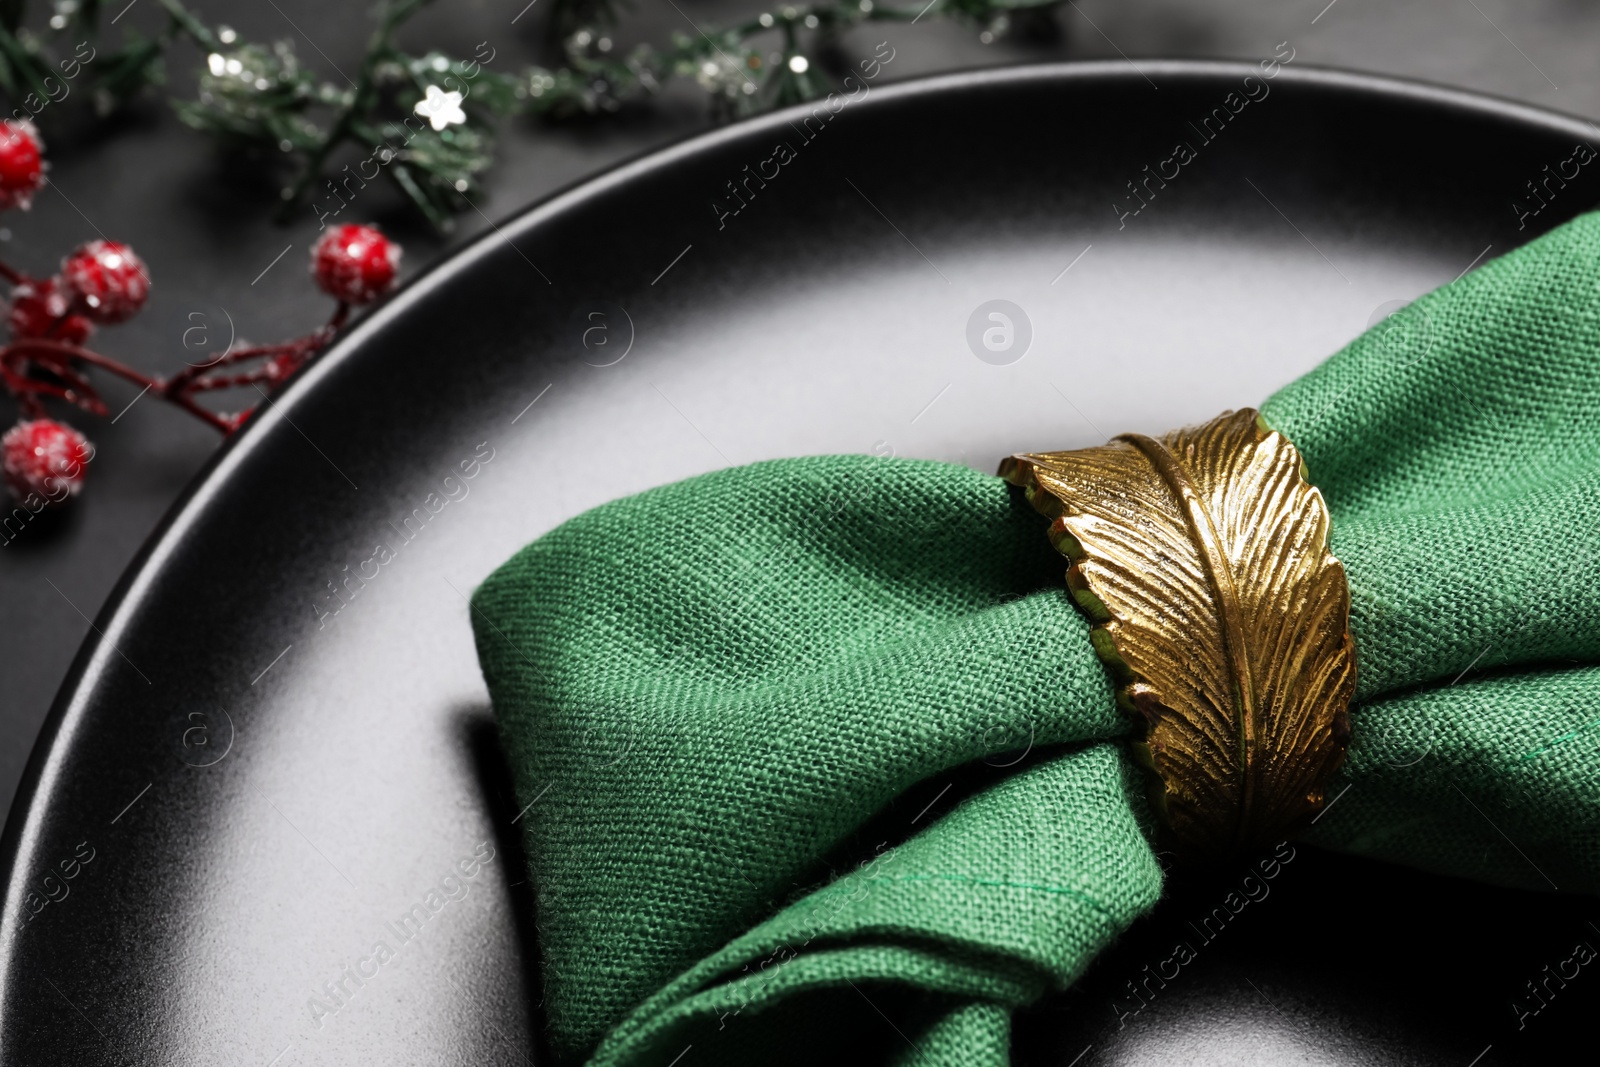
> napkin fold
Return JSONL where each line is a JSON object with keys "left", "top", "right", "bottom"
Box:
{"left": 472, "top": 212, "right": 1600, "bottom": 1066}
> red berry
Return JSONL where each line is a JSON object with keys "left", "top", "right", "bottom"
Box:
{"left": 8, "top": 276, "right": 93, "bottom": 344}
{"left": 61, "top": 240, "right": 150, "bottom": 324}
{"left": 0, "top": 120, "right": 43, "bottom": 212}
{"left": 2, "top": 418, "right": 90, "bottom": 504}
{"left": 310, "top": 224, "right": 399, "bottom": 305}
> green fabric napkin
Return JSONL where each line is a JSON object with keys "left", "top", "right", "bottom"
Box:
{"left": 471, "top": 212, "right": 1600, "bottom": 1066}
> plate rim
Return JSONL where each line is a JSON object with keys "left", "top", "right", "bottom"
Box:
{"left": 2, "top": 55, "right": 1596, "bottom": 1029}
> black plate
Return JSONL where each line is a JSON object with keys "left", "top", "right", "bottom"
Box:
{"left": 3, "top": 61, "right": 1595, "bottom": 1065}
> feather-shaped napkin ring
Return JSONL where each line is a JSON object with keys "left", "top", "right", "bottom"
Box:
{"left": 1001, "top": 408, "right": 1355, "bottom": 854}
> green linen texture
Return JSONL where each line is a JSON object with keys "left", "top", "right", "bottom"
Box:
{"left": 471, "top": 211, "right": 1600, "bottom": 1066}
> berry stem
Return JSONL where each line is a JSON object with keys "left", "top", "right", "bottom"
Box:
{"left": 0, "top": 360, "right": 46, "bottom": 418}
{"left": 4, "top": 289, "right": 358, "bottom": 435}
{"left": 162, "top": 343, "right": 283, "bottom": 392}
{"left": 8, "top": 340, "right": 161, "bottom": 392}
{"left": 5, "top": 339, "right": 239, "bottom": 432}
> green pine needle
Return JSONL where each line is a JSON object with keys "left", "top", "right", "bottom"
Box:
{"left": 0, "top": 0, "right": 1061, "bottom": 231}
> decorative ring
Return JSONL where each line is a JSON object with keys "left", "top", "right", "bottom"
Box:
{"left": 1000, "top": 408, "right": 1356, "bottom": 855}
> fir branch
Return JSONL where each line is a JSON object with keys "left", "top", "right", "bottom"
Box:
{"left": 0, "top": 0, "right": 1062, "bottom": 230}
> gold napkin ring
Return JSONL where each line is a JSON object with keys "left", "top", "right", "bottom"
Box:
{"left": 1000, "top": 408, "right": 1356, "bottom": 855}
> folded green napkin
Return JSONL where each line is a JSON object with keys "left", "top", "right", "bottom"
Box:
{"left": 471, "top": 212, "right": 1600, "bottom": 1066}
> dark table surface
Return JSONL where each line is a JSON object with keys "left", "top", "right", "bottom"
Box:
{"left": 0, "top": 0, "right": 1593, "bottom": 830}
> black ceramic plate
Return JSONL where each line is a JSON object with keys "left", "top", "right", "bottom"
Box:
{"left": 2, "top": 61, "right": 1596, "bottom": 1066}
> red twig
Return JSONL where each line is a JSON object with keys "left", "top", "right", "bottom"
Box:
{"left": 10, "top": 340, "right": 161, "bottom": 391}
{"left": 0, "top": 280, "right": 352, "bottom": 436}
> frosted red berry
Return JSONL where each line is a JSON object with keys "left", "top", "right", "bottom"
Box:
{"left": 2, "top": 418, "right": 90, "bottom": 504}
{"left": 310, "top": 224, "right": 399, "bottom": 305}
{"left": 61, "top": 240, "right": 150, "bottom": 324}
{"left": 0, "top": 121, "right": 43, "bottom": 212}
{"left": 9, "top": 276, "right": 93, "bottom": 344}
